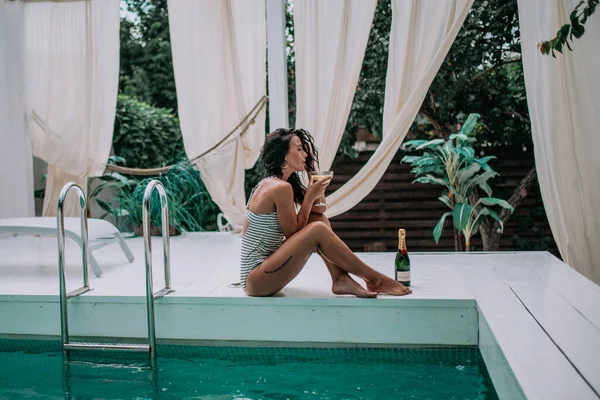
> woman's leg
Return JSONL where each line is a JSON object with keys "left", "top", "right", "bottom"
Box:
{"left": 245, "top": 220, "right": 411, "bottom": 297}
{"left": 307, "top": 213, "right": 376, "bottom": 297}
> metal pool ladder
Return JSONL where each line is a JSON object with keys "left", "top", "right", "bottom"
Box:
{"left": 57, "top": 180, "right": 174, "bottom": 367}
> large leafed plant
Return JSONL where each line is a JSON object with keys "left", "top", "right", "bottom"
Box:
{"left": 401, "top": 114, "right": 514, "bottom": 251}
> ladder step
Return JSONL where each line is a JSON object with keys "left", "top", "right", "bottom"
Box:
{"left": 153, "top": 287, "right": 174, "bottom": 300}
{"left": 64, "top": 342, "right": 150, "bottom": 353}
{"left": 66, "top": 286, "right": 91, "bottom": 299}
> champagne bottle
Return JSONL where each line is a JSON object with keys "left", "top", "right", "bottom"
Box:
{"left": 395, "top": 229, "right": 410, "bottom": 286}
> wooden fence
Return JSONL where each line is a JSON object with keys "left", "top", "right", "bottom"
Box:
{"left": 328, "top": 145, "right": 558, "bottom": 254}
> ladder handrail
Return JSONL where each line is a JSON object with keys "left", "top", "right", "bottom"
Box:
{"left": 142, "top": 179, "right": 174, "bottom": 365}
{"left": 57, "top": 182, "right": 91, "bottom": 349}
{"left": 57, "top": 181, "right": 172, "bottom": 395}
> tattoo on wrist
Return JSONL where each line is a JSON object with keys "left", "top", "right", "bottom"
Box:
{"left": 265, "top": 255, "right": 293, "bottom": 274}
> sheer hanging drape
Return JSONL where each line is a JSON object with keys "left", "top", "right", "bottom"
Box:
{"left": 294, "top": 0, "right": 377, "bottom": 171}
{"left": 326, "top": 0, "right": 474, "bottom": 218}
{"left": 518, "top": 0, "right": 600, "bottom": 284}
{"left": 0, "top": 0, "right": 34, "bottom": 218}
{"left": 168, "top": 0, "right": 266, "bottom": 230}
{"left": 24, "top": 0, "right": 120, "bottom": 217}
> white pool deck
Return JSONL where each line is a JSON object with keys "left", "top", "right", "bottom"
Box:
{"left": 0, "top": 232, "right": 599, "bottom": 399}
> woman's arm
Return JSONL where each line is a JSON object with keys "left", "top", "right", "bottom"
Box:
{"left": 296, "top": 194, "right": 316, "bottom": 230}
{"left": 297, "top": 177, "right": 331, "bottom": 228}
{"left": 272, "top": 183, "right": 301, "bottom": 238}
{"left": 273, "top": 179, "right": 329, "bottom": 238}
{"left": 310, "top": 197, "right": 326, "bottom": 215}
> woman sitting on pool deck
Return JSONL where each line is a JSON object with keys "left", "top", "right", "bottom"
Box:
{"left": 241, "top": 128, "right": 412, "bottom": 298}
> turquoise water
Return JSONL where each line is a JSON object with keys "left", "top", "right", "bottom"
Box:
{"left": 0, "top": 342, "right": 498, "bottom": 399}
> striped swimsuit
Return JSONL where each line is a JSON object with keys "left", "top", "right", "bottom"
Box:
{"left": 240, "top": 179, "right": 285, "bottom": 289}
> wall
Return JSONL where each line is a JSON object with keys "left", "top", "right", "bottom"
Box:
{"left": 328, "top": 145, "right": 558, "bottom": 254}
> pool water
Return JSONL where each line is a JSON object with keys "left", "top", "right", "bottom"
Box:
{"left": 0, "top": 342, "right": 498, "bottom": 399}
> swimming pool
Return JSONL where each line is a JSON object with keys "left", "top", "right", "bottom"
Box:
{"left": 0, "top": 340, "right": 497, "bottom": 399}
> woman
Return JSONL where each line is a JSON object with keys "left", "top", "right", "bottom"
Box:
{"left": 241, "top": 128, "right": 412, "bottom": 298}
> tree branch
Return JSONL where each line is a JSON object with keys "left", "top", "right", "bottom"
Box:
{"left": 418, "top": 103, "right": 450, "bottom": 139}
{"left": 539, "top": 0, "right": 598, "bottom": 57}
{"left": 471, "top": 165, "right": 538, "bottom": 251}
{"left": 498, "top": 166, "right": 537, "bottom": 226}
{"left": 429, "top": 91, "right": 437, "bottom": 116}
{"left": 504, "top": 108, "right": 530, "bottom": 124}
{"left": 471, "top": 58, "right": 522, "bottom": 81}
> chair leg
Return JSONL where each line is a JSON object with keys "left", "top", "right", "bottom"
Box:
{"left": 70, "top": 234, "right": 103, "bottom": 278}
{"left": 89, "top": 253, "right": 103, "bottom": 278}
{"left": 117, "top": 233, "right": 135, "bottom": 263}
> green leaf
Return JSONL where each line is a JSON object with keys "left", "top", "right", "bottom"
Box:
{"left": 566, "top": 40, "right": 574, "bottom": 51}
{"left": 476, "top": 156, "right": 496, "bottom": 172}
{"left": 449, "top": 133, "right": 469, "bottom": 142}
{"left": 457, "top": 147, "right": 475, "bottom": 161}
{"left": 478, "top": 155, "right": 496, "bottom": 163}
{"left": 414, "top": 157, "right": 443, "bottom": 167}
{"left": 411, "top": 165, "right": 445, "bottom": 176}
{"left": 439, "top": 194, "right": 453, "bottom": 209}
{"left": 560, "top": 24, "right": 571, "bottom": 39}
{"left": 433, "top": 212, "right": 452, "bottom": 244}
{"left": 555, "top": 39, "right": 563, "bottom": 53}
{"left": 401, "top": 155, "right": 422, "bottom": 164}
{"left": 477, "top": 197, "right": 514, "bottom": 212}
{"left": 416, "top": 139, "right": 445, "bottom": 150}
{"left": 107, "top": 172, "right": 132, "bottom": 184}
{"left": 464, "top": 170, "right": 497, "bottom": 196}
{"left": 459, "top": 113, "right": 480, "bottom": 136}
{"left": 401, "top": 140, "right": 428, "bottom": 151}
{"left": 473, "top": 207, "right": 504, "bottom": 234}
{"left": 413, "top": 176, "right": 443, "bottom": 185}
{"left": 96, "top": 199, "right": 114, "bottom": 214}
{"left": 478, "top": 181, "right": 493, "bottom": 197}
{"left": 453, "top": 203, "right": 473, "bottom": 232}
{"left": 572, "top": 23, "right": 585, "bottom": 38}
{"left": 484, "top": 208, "right": 504, "bottom": 233}
{"left": 424, "top": 174, "right": 450, "bottom": 187}
{"left": 107, "top": 155, "right": 126, "bottom": 165}
{"left": 456, "top": 163, "right": 481, "bottom": 184}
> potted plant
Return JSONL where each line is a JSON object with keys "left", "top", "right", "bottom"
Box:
{"left": 401, "top": 113, "right": 514, "bottom": 251}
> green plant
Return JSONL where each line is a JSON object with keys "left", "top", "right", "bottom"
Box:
{"left": 33, "top": 156, "right": 134, "bottom": 219}
{"left": 91, "top": 156, "right": 136, "bottom": 218}
{"left": 401, "top": 113, "right": 514, "bottom": 251}
{"left": 112, "top": 95, "right": 185, "bottom": 170}
{"left": 120, "top": 0, "right": 178, "bottom": 112}
{"left": 539, "top": 0, "right": 598, "bottom": 57}
{"left": 103, "top": 161, "right": 221, "bottom": 234}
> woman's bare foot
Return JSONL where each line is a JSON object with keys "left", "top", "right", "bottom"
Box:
{"left": 366, "top": 275, "right": 412, "bottom": 296}
{"left": 332, "top": 274, "right": 377, "bottom": 298}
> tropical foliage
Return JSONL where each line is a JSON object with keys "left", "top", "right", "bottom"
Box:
{"left": 120, "top": 0, "right": 177, "bottom": 112}
{"left": 98, "top": 161, "right": 220, "bottom": 234}
{"left": 539, "top": 0, "right": 598, "bottom": 57}
{"left": 401, "top": 114, "right": 514, "bottom": 251}
{"left": 113, "top": 95, "right": 184, "bottom": 169}
{"left": 111, "top": 0, "right": 554, "bottom": 249}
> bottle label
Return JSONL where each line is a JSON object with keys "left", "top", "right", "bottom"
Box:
{"left": 395, "top": 271, "right": 410, "bottom": 281}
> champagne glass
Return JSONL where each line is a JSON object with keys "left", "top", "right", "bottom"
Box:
{"left": 309, "top": 170, "right": 333, "bottom": 207}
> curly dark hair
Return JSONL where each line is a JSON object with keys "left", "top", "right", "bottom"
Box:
{"left": 261, "top": 128, "right": 319, "bottom": 204}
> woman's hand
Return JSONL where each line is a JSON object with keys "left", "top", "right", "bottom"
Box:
{"left": 306, "top": 176, "right": 332, "bottom": 203}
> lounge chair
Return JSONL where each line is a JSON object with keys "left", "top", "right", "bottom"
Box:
{"left": 0, "top": 217, "right": 135, "bottom": 277}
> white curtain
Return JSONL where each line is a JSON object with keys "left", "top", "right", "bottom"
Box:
{"left": 168, "top": 0, "right": 266, "bottom": 230}
{"left": 518, "top": 0, "right": 600, "bottom": 285}
{"left": 326, "top": 0, "right": 474, "bottom": 218}
{"left": 0, "top": 0, "right": 34, "bottom": 219}
{"left": 24, "top": 0, "right": 120, "bottom": 217}
{"left": 294, "top": 0, "right": 377, "bottom": 171}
